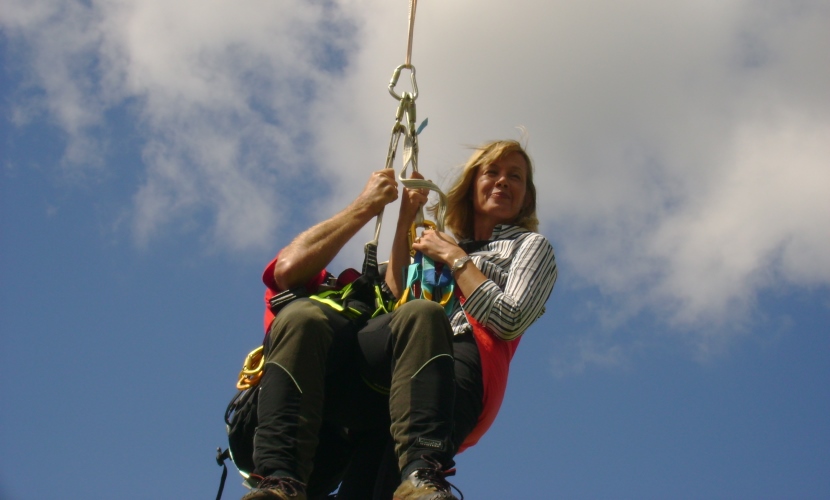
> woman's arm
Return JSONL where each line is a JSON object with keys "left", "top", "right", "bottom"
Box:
{"left": 460, "top": 234, "right": 557, "bottom": 340}
{"left": 411, "top": 229, "right": 489, "bottom": 300}
{"left": 385, "top": 172, "right": 428, "bottom": 298}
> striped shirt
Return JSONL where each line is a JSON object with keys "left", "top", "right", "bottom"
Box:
{"left": 451, "top": 224, "right": 557, "bottom": 340}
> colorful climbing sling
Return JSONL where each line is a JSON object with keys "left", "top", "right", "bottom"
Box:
{"left": 395, "top": 249, "right": 457, "bottom": 315}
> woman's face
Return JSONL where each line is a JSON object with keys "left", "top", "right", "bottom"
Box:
{"left": 472, "top": 151, "right": 529, "bottom": 226}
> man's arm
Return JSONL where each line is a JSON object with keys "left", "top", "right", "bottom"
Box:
{"left": 273, "top": 169, "right": 399, "bottom": 290}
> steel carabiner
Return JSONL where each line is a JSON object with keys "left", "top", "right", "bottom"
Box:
{"left": 388, "top": 64, "right": 419, "bottom": 101}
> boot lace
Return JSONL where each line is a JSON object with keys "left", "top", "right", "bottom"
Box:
{"left": 254, "top": 475, "right": 306, "bottom": 497}
{"left": 413, "top": 456, "right": 465, "bottom": 500}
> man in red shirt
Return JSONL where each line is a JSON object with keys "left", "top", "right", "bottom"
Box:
{"left": 263, "top": 169, "right": 398, "bottom": 321}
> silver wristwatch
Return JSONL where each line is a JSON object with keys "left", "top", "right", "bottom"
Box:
{"left": 450, "top": 255, "right": 473, "bottom": 275}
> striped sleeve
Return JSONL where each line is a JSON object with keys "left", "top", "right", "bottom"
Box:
{"left": 462, "top": 232, "right": 557, "bottom": 340}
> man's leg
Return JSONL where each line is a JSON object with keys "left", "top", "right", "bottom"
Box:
{"left": 251, "top": 298, "right": 355, "bottom": 491}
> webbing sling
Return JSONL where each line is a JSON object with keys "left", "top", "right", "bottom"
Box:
{"left": 395, "top": 251, "right": 457, "bottom": 314}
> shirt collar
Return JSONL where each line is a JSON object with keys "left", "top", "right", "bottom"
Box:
{"left": 461, "top": 224, "right": 529, "bottom": 251}
{"left": 490, "top": 224, "right": 530, "bottom": 240}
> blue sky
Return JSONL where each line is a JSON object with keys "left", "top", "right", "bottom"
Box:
{"left": 2, "top": 1, "right": 829, "bottom": 499}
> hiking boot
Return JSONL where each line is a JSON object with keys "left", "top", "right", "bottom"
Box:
{"left": 241, "top": 475, "right": 307, "bottom": 500}
{"left": 392, "top": 458, "right": 463, "bottom": 500}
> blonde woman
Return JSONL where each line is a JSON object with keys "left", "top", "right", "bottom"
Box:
{"left": 377, "top": 139, "right": 558, "bottom": 499}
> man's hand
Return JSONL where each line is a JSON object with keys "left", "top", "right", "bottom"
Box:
{"left": 353, "top": 168, "right": 399, "bottom": 216}
{"left": 273, "top": 168, "right": 399, "bottom": 291}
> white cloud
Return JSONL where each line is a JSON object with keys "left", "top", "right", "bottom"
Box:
{"left": 4, "top": 0, "right": 359, "bottom": 249}
{"left": 3, "top": 0, "right": 107, "bottom": 164}
{"left": 4, "top": 0, "right": 829, "bottom": 341}
{"left": 650, "top": 114, "right": 830, "bottom": 325}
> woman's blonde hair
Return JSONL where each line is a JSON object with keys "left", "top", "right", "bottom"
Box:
{"left": 430, "top": 139, "right": 538, "bottom": 241}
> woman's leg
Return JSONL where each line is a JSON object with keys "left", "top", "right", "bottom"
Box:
{"left": 371, "top": 332, "right": 483, "bottom": 500}
{"left": 357, "top": 300, "right": 457, "bottom": 478}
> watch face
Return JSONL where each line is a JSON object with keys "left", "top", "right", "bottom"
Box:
{"left": 452, "top": 256, "right": 470, "bottom": 273}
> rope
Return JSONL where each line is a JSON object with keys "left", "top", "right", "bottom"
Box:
{"left": 405, "top": 0, "right": 418, "bottom": 66}
{"left": 372, "top": 1, "right": 447, "bottom": 253}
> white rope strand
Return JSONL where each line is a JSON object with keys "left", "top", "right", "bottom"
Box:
{"left": 405, "top": 0, "right": 418, "bottom": 66}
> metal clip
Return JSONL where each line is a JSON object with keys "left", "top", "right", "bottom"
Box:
{"left": 388, "top": 64, "right": 418, "bottom": 101}
{"left": 236, "top": 346, "right": 265, "bottom": 390}
{"left": 408, "top": 220, "right": 437, "bottom": 256}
